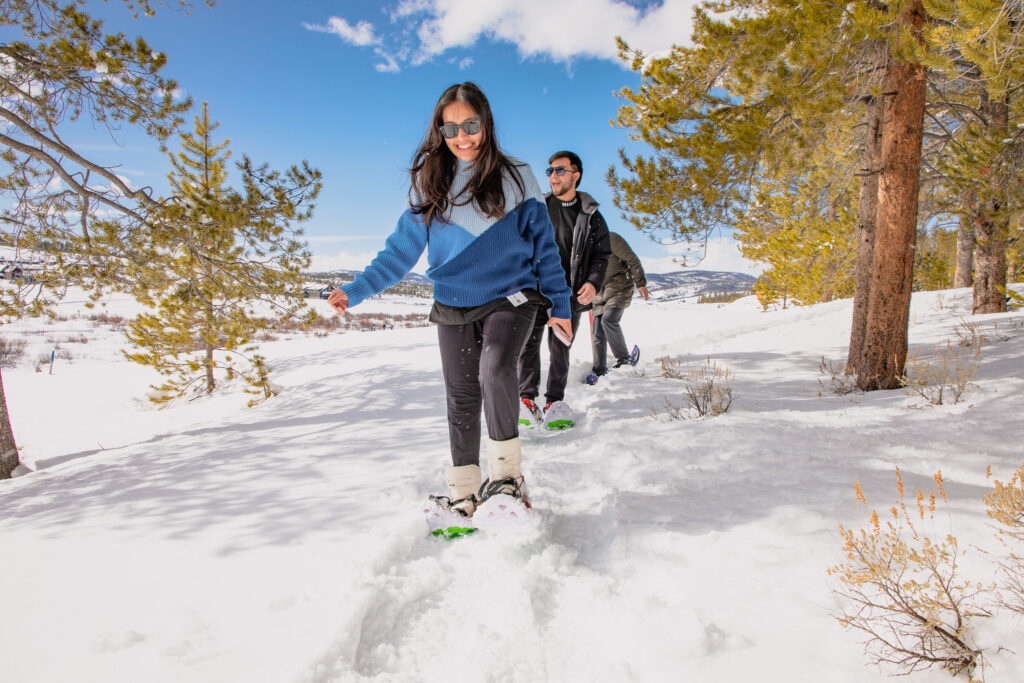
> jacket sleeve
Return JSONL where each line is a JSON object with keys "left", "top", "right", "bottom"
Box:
{"left": 341, "top": 210, "right": 426, "bottom": 308}
{"left": 613, "top": 233, "right": 647, "bottom": 288}
{"left": 585, "top": 210, "right": 612, "bottom": 292}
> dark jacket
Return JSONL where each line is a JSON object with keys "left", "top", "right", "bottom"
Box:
{"left": 592, "top": 232, "right": 647, "bottom": 316}
{"left": 544, "top": 190, "right": 612, "bottom": 313}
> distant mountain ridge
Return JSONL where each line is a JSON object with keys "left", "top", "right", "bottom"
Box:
{"left": 644, "top": 270, "right": 757, "bottom": 301}
{"left": 306, "top": 268, "right": 756, "bottom": 302}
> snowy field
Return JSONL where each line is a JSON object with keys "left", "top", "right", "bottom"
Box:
{"left": 2, "top": 285, "right": 1023, "bottom": 682}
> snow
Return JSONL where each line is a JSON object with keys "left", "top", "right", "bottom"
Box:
{"left": 2, "top": 285, "right": 1024, "bottom": 682}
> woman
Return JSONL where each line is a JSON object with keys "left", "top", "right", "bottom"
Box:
{"left": 327, "top": 82, "right": 572, "bottom": 522}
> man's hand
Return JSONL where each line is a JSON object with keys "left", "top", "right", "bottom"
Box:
{"left": 327, "top": 288, "right": 349, "bottom": 314}
{"left": 577, "top": 282, "right": 596, "bottom": 305}
{"left": 638, "top": 286, "right": 650, "bottom": 302}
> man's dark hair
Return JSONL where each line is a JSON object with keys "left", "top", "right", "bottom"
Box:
{"left": 548, "top": 150, "right": 582, "bottom": 188}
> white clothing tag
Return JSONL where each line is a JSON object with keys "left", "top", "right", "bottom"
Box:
{"left": 506, "top": 291, "right": 528, "bottom": 306}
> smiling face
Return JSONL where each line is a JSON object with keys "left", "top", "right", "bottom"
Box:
{"left": 547, "top": 156, "right": 579, "bottom": 200}
{"left": 440, "top": 100, "right": 483, "bottom": 162}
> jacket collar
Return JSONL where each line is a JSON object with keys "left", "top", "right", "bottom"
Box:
{"left": 544, "top": 190, "right": 599, "bottom": 215}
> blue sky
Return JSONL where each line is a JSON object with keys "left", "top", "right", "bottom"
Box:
{"left": 80, "top": 0, "right": 760, "bottom": 275}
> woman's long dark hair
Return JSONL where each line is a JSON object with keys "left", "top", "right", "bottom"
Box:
{"left": 410, "top": 82, "right": 524, "bottom": 227}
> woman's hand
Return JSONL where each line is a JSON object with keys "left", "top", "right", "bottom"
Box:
{"left": 547, "top": 316, "right": 573, "bottom": 345}
{"left": 327, "top": 288, "right": 349, "bottom": 314}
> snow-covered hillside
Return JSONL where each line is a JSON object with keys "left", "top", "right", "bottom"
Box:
{"left": 1, "top": 287, "right": 1022, "bottom": 682}
{"left": 304, "top": 269, "right": 758, "bottom": 303}
{"left": 645, "top": 269, "right": 757, "bottom": 301}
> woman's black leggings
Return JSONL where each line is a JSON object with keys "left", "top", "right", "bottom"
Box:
{"left": 437, "top": 303, "right": 536, "bottom": 467}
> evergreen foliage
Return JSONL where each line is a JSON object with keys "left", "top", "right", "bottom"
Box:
{"left": 735, "top": 125, "right": 859, "bottom": 306}
{"left": 0, "top": 0, "right": 212, "bottom": 319}
{"left": 0, "top": 0, "right": 213, "bottom": 478}
{"left": 609, "top": 0, "right": 1023, "bottom": 389}
{"left": 116, "top": 103, "right": 320, "bottom": 406}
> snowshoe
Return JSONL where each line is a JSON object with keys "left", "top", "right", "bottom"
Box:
{"left": 519, "top": 397, "right": 544, "bottom": 429}
{"left": 543, "top": 400, "right": 574, "bottom": 430}
{"left": 425, "top": 495, "right": 478, "bottom": 540}
{"left": 474, "top": 476, "right": 533, "bottom": 529}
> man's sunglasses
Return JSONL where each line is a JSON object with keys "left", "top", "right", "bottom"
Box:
{"left": 545, "top": 166, "right": 577, "bottom": 177}
{"left": 439, "top": 120, "right": 481, "bottom": 139}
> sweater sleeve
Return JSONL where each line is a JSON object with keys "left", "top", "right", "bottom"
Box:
{"left": 512, "top": 163, "right": 572, "bottom": 318}
{"left": 526, "top": 200, "right": 573, "bottom": 319}
{"left": 341, "top": 210, "right": 426, "bottom": 308}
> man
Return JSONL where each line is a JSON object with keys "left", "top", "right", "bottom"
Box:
{"left": 587, "top": 232, "right": 650, "bottom": 384}
{"left": 518, "top": 150, "right": 611, "bottom": 429}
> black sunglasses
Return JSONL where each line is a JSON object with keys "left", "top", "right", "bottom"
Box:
{"left": 545, "top": 166, "right": 577, "bottom": 177}
{"left": 439, "top": 120, "right": 481, "bottom": 139}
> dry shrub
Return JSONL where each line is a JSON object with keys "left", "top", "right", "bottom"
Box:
{"left": 649, "top": 356, "right": 734, "bottom": 418}
{"left": 656, "top": 355, "right": 686, "bottom": 380}
{"left": 0, "top": 337, "right": 28, "bottom": 367}
{"left": 983, "top": 464, "right": 1024, "bottom": 617}
{"left": 955, "top": 319, "right": 988, "bottom": 348}
{"left": 899, "top": 340, "right": 981, "bottom": 406}
{"left": 829, "top": 469, "right": 989, "bottom": 679}
{"left": 818, "top": 356, "right": 859, "bottom": 396}
{"left": 642, "top": 395, "right": 688, "bottom": 421}
{"left": 87, "top": 312, "right": 128, "bottom": 331}
{"left": 684, "top": 357, "right": 734, "bottom": 417}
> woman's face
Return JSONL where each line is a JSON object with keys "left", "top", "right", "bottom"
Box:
{"left": 440, "top": 100, "right": 483, "bottom": 162}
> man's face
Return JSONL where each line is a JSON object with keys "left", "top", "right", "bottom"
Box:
{"left": 547, "top": 157, "right": 579, "bottom": 198}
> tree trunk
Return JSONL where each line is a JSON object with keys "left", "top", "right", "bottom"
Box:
{"left": 205, "top": 340, "right": 215, "bottom": 394}
{"left": 0, "top": 368, "right": 21, "bottom": 479}
{"left": 856, "top": 2, "right": 928, "bottom": 391}
{"left": 972, "top": 92, "right": 1009, "bottom": 314}
{"left": 847, "top": 46, "right": 885, "bottom": 375}
{"left": 973, "top": 213, "right": 1007, "bottom": 313}
{"left": 954, "top": 198, "right": 974, "bottom": 289}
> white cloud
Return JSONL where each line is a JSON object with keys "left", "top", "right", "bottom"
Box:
{"left": 306, "top": 1, "right": 699, "bottom": 71}
{"left": 303, "top": 17, "right": 380, "bottom": 46}
{"left": 374, "top": 49, "right": 401, "bottom": 74}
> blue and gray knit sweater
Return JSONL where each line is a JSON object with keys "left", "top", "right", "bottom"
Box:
{"left": 342, "top": 158, "right": 572, "bottom": 319}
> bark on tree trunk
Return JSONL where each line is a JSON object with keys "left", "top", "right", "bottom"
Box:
{"left": 973, "top": 213, "right": 1008, "bottom": 313}
{"left": 856, "top": 3, "right": 928, "bottom": 391}
{"left": 205, "top": 340, "right": 215, "bottom": 394}
{"left": 0, "top": 368, "right": 21, "bottom": 479}
{"left": 847, "top": 57, "right": 884, "bottom": 375}
{"left": 972, "top": 93, "right": 1009, "bottom": 314}
{"left": 954, "top": 200, "right": 974, "bottom": 289}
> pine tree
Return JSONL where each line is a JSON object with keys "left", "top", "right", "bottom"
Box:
{"left": 0, "top": 0, "right": 211, "bottom": 478}
{"left": 608, "top": 0, "right": 935, "bottom": 390}
{"left": 115, "top": 103, "right": 320, "bottom": 406}
{"left": 923, "top": 0, "right": 1024, "bottom": 312}
{"left": 735, "top": 125, "right": 859, "bottom": 306}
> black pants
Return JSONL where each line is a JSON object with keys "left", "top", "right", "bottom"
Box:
{"left": 517, "top": 307, "right": 582, "bottom": 404}
{"left": 437, "top": 303, "right": 536, "bottom": 467}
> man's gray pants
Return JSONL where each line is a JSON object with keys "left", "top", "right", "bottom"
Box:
{"left": 591, "top": 307, "right": 629, "bottom": 375}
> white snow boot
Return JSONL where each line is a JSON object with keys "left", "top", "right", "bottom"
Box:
{"left": 478, "top": 437, "right": 529, "bottom": 505}
{"left": 432, "top": 464, "right": 481, "bottom": 518}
